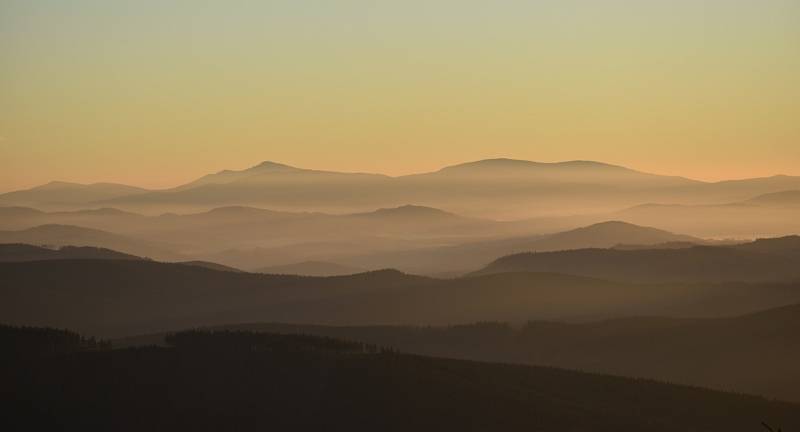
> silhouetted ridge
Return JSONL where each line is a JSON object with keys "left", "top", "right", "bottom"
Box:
{"left": 163, "top": 303, "right": 800, "bottom": 402}
{"left": 336, "top": 268, "right": 423, "bottom": 282}
{"left": 177, "top": 260, "right": 242, "bottom": 272}
{"left": 257, "top": 260, "right": 363, "bottom": 276}
{"left": 746, "top": 189, "right": 800, "bottom": 206}
{"left": 360, "top": 204, "right": 458, "bottom": 218}
{"left": 1, "top": 324, "right": 111, "bottom": 358}
{"left": 37, "top": 181, "right": 140, "bottom": 190}
{"left": 514, "top": 220, "right": 701, "bottom": 252}
{"left": 165, "top": 329, "right": 371, "bottom": 354}
{"left": 0, "top": 224, "right": 180, "bottom": 261}
{"left": 5, "top": 325, "right": 800, "bottom": 431}
{"left": 5, "top": 259, "right": 800, "bottom": 338}
{"left": 0, "top": 243, "right": 142, "bottom": 262}
{"left": 204, "top": 205, "right": 287, "bottom": 216}
{"left": 438, "top": 158, "right": 633, "bottom": 174}
{"left": 732, "top": 235, "right": 800, "bottom": 257}
{"left": 476, "top": 243, "right": 800, "bottom": 283}
{"left": 612, "top": 241, "right": 699, "bottom": 251}
{"left": 248, "top": 160, "right": 300, "bottom": 171}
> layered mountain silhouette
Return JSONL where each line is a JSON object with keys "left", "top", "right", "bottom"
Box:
{"left": 746, "top": 189, "right": 800, "bottom": 206}
{"left": 0, "top": 202, "right": 707, "bottom": 272}
{"left": 6, "top": 159, "right": 800, "bottom": 222}
{"left": 0, "top": 225, "right": 180, "bottom": 261}
{"left": 731, "top": 235, "right": 800, "bottom": 258}
{"left": 340, "top": 221, "right": 703, "bottom": 274}
{"left": 175, "top": 260, "right": 243, "bottom": 273}
{"left": 0, "top": 204, "right": 499, "bottom": 252}
{"left": 4, "top": 259, "right": 800, "bottom": 337}
{"left": 120, "top": 303, "right": 800, "bottom": 402}
{"left": 257, "top": 260, "right": 364, "bottom": 276}
{"left": 0, "top": 181, "right": 146, "bottom": 210}
{"left": 0, "top": 206, "right": 145, "bottom": 231}
{"left": 85, "top": 159, "right": 709, "bottom": 217}
{"left": 0, "top": 243, "right": 142, "bottom": 262}
{"left": 475, "top": 239, "right": 800, "bottom": 283}
{"left": 614, "top": 198, "right": 800, "bottom": 238}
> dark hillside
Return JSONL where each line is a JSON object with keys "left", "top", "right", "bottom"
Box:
{"left": 3, "top": 327, "right": 799, "bottom": 432}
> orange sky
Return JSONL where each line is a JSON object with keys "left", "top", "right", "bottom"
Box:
{"left": 2, "top": 0, "right": 799, "bottom": 192}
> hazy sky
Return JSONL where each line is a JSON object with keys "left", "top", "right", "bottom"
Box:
{"left": 1, "top": 0, "right": 799, "bottom": 192}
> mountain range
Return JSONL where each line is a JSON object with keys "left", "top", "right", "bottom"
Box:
{"left": 4, "top": 259, "right": 800, "bottom": 337}
{"left": 117, "top": 302, "right": 800, "bottom": 403}
{"left": 0, "top": 218, "right": 707, "bottom": 273}
{"left": 0, "top": 243, "right": 142, "bottom": 262}
{"left": 5, "top": 159, "right": 800, "bottom": 222}
{"left": 475, "top": 239, "right": 800, "bottom": 283}
{"left": 0, "top": 224, "right": 181, "bottom": 261}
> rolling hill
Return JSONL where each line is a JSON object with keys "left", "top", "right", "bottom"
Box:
{"left": 1, "top": 207, "right": 705, "bottom": 273}
{"left": 5, "top": 326, "right": 799, "bottom": 431}
{"left": 3, "top": 259, "right": 800, "bottom": 337}
{"left": 745, "top": 189, "right": 800, "bottom": 207}
{"left": 95, "top": 158, "right": 707, "bottom": 218}
{"left": 511, "top": 220, "right": 700, "bottom": 251}
{"left": 6, "top": 160, "right": 800, "bottom": 225}
{"left": 0, "top": 243, "right": 142, "bottom": 262}
{"left": 0, "top": 204, "right": 509, "bottom": 265}
{"left": 0, "top": 206, "right": 147, "bottom": 231}
{"left": 0, "top": 225, "right": 181, "bottom": 261}
{"left": 475, "top": 240, "right": 800, "bottom": 283}
{"left": 0, "top": 181, "right": 147, "bottom": 210}
{"left": 160, "top": 304, "right": 800, "bottom": 402}
{"left": 257, "top": 260, "right": 364, "bottom": 276}
{"left": 614, "top": 198, "right": 800, "bottom": 239}
{"left": 340, "top": 221, "right": 703, "bottom": 274}
{"left": 175, "top": 260, "right": 243, "bottom": 273}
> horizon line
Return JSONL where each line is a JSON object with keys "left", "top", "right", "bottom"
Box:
{"left": 2, "top": 157, "right": 797, "bottom": 194}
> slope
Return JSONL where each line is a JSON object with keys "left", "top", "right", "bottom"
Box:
{"left": 4, "top": 326, "right": 799, "bottom": 432}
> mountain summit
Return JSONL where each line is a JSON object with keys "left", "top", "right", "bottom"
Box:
{"left": 438, "top": 158, "right": 633, "bottom": 174}
{"left": 7, "top": 158, "right": 800, "bottom": 221}
{"left": 248, "top": 161, "right": 300, "bottom": 172}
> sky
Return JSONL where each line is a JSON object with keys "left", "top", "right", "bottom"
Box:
{"left": 1, "top": 0, "right": 799, "bottom": 192}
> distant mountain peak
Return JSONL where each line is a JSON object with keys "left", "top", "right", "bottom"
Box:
{"left": 584, "top": 220, "right": 639, "bottom": 229}
{"left": 363, "top": 205, "right": 458, "bottom": 218}
{"left": 439, "top": 158, "right": 631, "bottom": 173}
{"left": 568, "top": 220, "right": 696, "bottom": 238}
{"left": 248, "top": 161, "right": 299, "bottom": 171}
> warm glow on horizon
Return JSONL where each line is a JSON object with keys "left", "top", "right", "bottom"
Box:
{"left": 2, "top": 0, "right": 799, "bottom": 192}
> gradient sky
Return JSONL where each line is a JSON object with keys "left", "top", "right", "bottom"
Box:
{"left": 1, "top": 0, "right": 799, "bottom": 192}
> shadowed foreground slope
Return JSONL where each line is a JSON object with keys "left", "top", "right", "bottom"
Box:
{"left": 3, "top": 326, "right": 799, "bottom": 432}
{"left": 150, "top": 304, "right": 800, "bottom": 402}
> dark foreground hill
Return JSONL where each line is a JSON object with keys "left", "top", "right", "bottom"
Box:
{"left": 474, "top": 242, "right": 800, "bottom": 283}
{"left": 3, "top": 260, "right": 800, "bottom": 337}
{"left": 137, "top": 304, "right": 800, "bottom": 402}
{"left": 3, "top": 326, "right": 799, "bottom": 432}
{"left": 257, "top": 260, "right": 364, "bottom": 276}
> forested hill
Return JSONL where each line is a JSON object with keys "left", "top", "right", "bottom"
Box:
{"left": 2, "top": 326, "right": 799, "bottom": 432}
